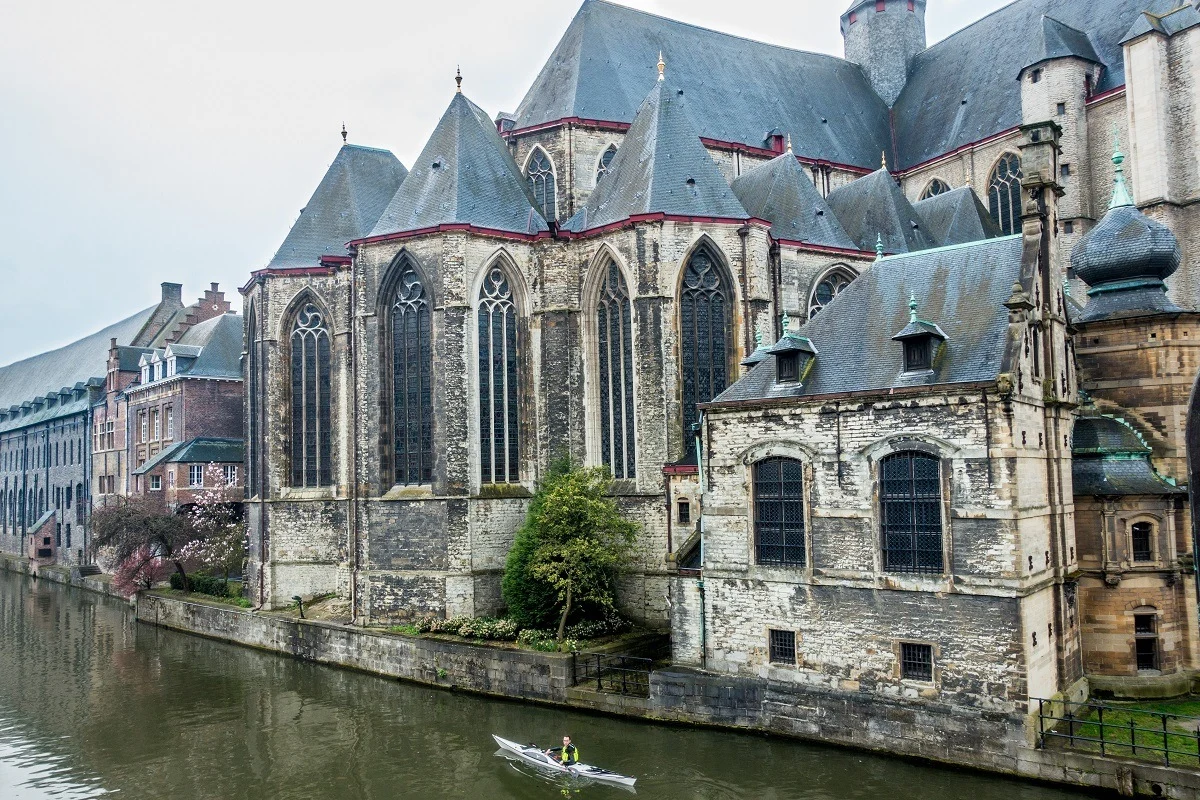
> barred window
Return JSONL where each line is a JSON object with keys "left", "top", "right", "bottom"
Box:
{"left": 526, "top": 148, "right": 557, "bottom": 220}
{"left": 596, "top": 260, "right": 636, "bottom": 479}
{"left": 754, "top": 458, "right": 806, "bottom": 567}
{"left": 769, "top": 629, "right": 796, "bottom": 665}
{"left": 900, "top": 642, "right": 933, "bottom": 681}
{"left": 920, "top": 179, "right": 950, "bottom": 200}
{"left": 809, "top": 267, "right": 856, "bottom": 319}
{"left": 881, "top": 452, "right": 944, "bottom": 574}
{"left": 1134, "top": 613, "right": 1159, "bottom": 671}
{"left": 596, "top": 145, "right": 618, "bottom": 183}
{"left": 478, "top": 266, "right": 520, "bottom": 484}
{"left": 390, "top": 262, "right": 433, "bottom": 485}
{"left": 290, "top": 303, "right": 332, "bottom": 488}
{"left": 988, "top": 153, "right": 1023, "bottom": 236}
{"left": 1131, "top": 522, "right": 1153, "bottom": 563}
{"left": 679, "top": 245, "right": 732, "bottom": 445}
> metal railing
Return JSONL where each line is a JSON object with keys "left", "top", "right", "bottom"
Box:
{"left": 1036, "top": 697, "right": 1200, "bottom": 768}
{"left": 573, "top": 652, "right": 652, "bottom": 697}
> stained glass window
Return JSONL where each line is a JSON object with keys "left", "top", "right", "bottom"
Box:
{"left": 596, "top": 260, "right": 635, "bottom": 479}
{"left": 478, "top": 267, "right": 520, "bottom": 484}
{"left": 881, "top": 452, "right": 943, "bottom": 574}
{"left": 808, "top": 267, "right": 856, "bottom": 318}
{"left": 596, "top": 145, "right": 618, "bottom": 184}
{"left": 679, "top": 245, "right": 732, "bottom": 445}
{"left": 754, "top": 458, "right": 806, "bottom": 567}
{"left": 290, "top": 303, "right": 332, "bottom": 488}
{"left": 920, "top": 179, "right": 950, "bottom": 200}
{"left": 526, "top": 148, "right": 556, "bottom": 220}
{"left": 988, "top": 153, "right": 1023, "bottom": 236}
{"left": 390, "top": 262, "right": 433, "bottom": 485}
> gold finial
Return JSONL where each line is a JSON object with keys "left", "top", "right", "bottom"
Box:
{"left": 786, "top": 133, "right": 793, "bottom": 155}
{"left": 341, "top": 122, "right": 347, "bottom": 145}
{"left": 657, "top": 51, "right": 666, "bottom": 81}
{"left": 455, "top": 66, "right": 463, "bottom": 93}
{"left": 881, "top": 151, "right": 888, "bottom": 171}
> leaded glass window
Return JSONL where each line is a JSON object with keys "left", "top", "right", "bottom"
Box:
{"left": 526, "top": 148, "right": 556, "bottom": 221}
{"left": 988, "top": 153, "right": 1023, "bottom": 236}
{"left": 390, "top": 263, "right": 433, "bottom": 485}
{"left": 808, "top": 267, "right": 856, "bottom": 318}
{"left": 920, "top": 179, "right": 950, "bottom": 200}
{"left": 881, "top": 452, "right": 943, "bottom": 574}
{"left": 290, "top": 303, "right": 332, "bottom": 488}
{"left": 679, "top": 246, "right": 732, "bottom": 444}
{"left": 596, "top": 145, "right": 618, "bottom": 184}
{"left": 478, "top": 267, "right": 520, "bottom": 484}
{"left": 596, "top": 261, "right": 635, "bottom": 479}
{"left": 754, "top": 458, "right": 806, "bottom": 567}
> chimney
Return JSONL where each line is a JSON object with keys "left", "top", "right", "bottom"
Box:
{"left": 161, "top": 282, "right": 184, "bottom": 306}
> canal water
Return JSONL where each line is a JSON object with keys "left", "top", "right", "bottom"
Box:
{"left": 0, "top": 570, "right": 1091, "bottom": 800}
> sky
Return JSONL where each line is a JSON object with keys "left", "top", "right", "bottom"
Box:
{"left": 0, "top": 0, "right": 1011, "bottom": 367}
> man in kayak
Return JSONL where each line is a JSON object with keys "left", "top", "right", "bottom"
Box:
{"left": 545, "top": 735, "right": 579, "bottom": 766}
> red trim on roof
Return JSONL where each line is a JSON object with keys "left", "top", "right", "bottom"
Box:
{"left": 349, "top": 223, "right": 553, "bottom": 248}
{"left": 1086, "top": 85, "right": 1125, "bottom": 106}
{"left": 772, "top": 238, "right": 877, "bottom": 259}
{"left": 662, "top": 464, "right": 699, "bottom": 476}
{"left": 318, "top": 255, "right": 352, "bottom": 267}
{"left": 559, "top": 214, "right": 770, "bottom": 240}
{"left": 895, "top": 126, "right": 1021, "bottom": 175}
{"left": 240, "top": 264, "right": 343, "bottom": 294}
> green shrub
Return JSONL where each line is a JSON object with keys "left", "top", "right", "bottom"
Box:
{"left": 168, "top": 572, "right": 229, "bottom": 597}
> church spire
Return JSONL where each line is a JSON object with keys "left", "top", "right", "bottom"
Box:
{"left": 875, "top": 233, "right": 884, "bottom": 261}
{"left": 1109, "top": 133, "right": 1134, "bottom": 210}
{"left": 341, "top": 122, "right": 347, "bottom": 145}
{"left": 909, "top": 291, "right": 919, "bottom": 324}
{"left": 455, "top": 66, "right": 463, "bottom": 93}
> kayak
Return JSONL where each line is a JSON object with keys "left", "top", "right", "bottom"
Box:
{"left": 492, "top": 734, "right": 637, "bottom": 787}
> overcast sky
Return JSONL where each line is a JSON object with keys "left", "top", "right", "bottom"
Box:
{"left": 0, "top": 0, "right": 1011, "bottom": 367}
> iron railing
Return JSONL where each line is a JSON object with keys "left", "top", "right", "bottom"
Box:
{"left": 573, "top": 652, "right": 651, "bottom": 697}
{"left": 1036, "top": 697, "right": 1200, "bottom": 768}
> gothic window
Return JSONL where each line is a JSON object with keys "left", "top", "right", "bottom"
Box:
{"left": 246, "top": 307, "right": 258, "bottom": 496}
{"left": 290, "top": 302, "right": 332, "bottom": 488}
{"left": 1131, "top": 522, "right": 1153, "bottom": 562}
{"left": 478, "top": 266, "right": 520, "bottom": 484}
{"left": 596, "top": 260, "right": 635, "bottom": 479}
{"left": 679, "top": 245, "right": 732, "bottom": 444}
{"left": 389, "top": 262, "right": 433, "bottom": 485}
{"left": 808, "top": 267, "right": 856, "bottom": 318}
{"left": 525, "top": 148, "right": 557, "bottom": 221}
{"left": 881, "top": 451, "right": 944, "bottom": 574}
{"left": 988, "top": 153, "right": 1023, "bottom": 236}
{"left": 754, "top": 457, "right": 806, "bottom": 567}
{"left": 596, "top": 145, "right": 618, "bottom": 184}
{"left": 920, "top": 179, "right": 950, "bottom": 200}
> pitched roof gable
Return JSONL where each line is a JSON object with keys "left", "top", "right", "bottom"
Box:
{"left": 731, "top": 151, "right": 857, "bottom": 249}
{"left": 826, "top": 168, "right": 934, "bottom": 253}
{"left": 268, "top": 145, "right": 408, "bottom": 269}
{"left": 370, "top": 93, "right": 549, "bottom": 238}
{"left": 913, "top": 186, "right": 1002, "bottom": 246}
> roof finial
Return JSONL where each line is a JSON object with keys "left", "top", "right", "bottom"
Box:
{"left": 657, "top": 51, "right": 666, "bottom": 81}
{"left": 781, "top": 309, "right": 791, "bottom": 336}
{"left": 909, "top": 291, "right": 919, "bottom": 324}
{"left": 1062, "top": 275, "right": 1071, "bottom": 298}
{"left": 1109, "top": 128, "right": 1134, "bottom": 209}
{"left": 341, "top": 122, "right": 347, "bottom": 144}
{"left": 881, "top": 151, "right": 888, "bottom": 171}
{"left": 875, "top": 233, "right": 884, "bottom": 261}
{"left": 786, "top": 133, "right": 793, "bottom": 155}
{"left": 456, "top": 66, "right": 463, "bottom": 93}
{"left": 754, "top": 326, "right": 764, "bottom": 349}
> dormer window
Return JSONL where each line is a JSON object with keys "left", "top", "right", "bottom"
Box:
{"left": 141, "top": 366, "right": 150, "bottom": 383}
{"left": 892, "top": 294, "right": 947, "bottom": 375}
{"left": 903, "top": 338, "right": 932, "bottom": 372}
{"left": 765, "top": 317, "right": 818, "bottom": 387}
{"left": 777, "top": 352, "right": 800, "bottom": 382}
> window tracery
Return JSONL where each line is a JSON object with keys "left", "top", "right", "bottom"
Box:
{"left": 988, "top": 153, "right": 1023, "bottom": 236}
{"left": 290, "top": 302, "right": 332, "bottom": 488}
{"left": 679, "top": 245, "right": 732, "bottom": 444}
{"left": 596, "top": 145, "right": 618, "bottom": 184}
{"left": 808, "top": 267, "right": 856, "bottom": 318}
{"left": 390, "top": 262, "right": 433, "bottom": 485}
{"left": 478, "top": 266, "right": 520, "bottom": 484}
{"left": 525, "top": 149, "right": 557, "bottom": 220}
{"left": 596, "top": 261, "right": 635, "bottom": 479}
{"left": 920, "top": 179, "right": 950, "bottom": 200}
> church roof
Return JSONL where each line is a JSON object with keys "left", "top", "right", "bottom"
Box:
{"left": 512, "top": 0, "right": 895, "bottom": 171}
{"left": 1022, "top": 16, "right": 1102, "bottom": 74}
{"left": 710, "top": 234, "right": 1024, "bottom": 404}
{"left": 1122, "top": 3, "right": 1200, "bottom": 42}
{"left": 913, "top": 186, "right": 1002, "bottom": 247}
{"left": 268, "top": 145, "right": 408, "bottom": 269}
{"left": 564, "top": 78, "right": 747, "bottom": 233}
{"left": 370, "top": 93, "right": 549, "bottom": 238}
{"left": 826, "top": 168, "right": 934, "bottom": 254}
{"left": 731, "top": 150, "right": 857, "bottom": 249}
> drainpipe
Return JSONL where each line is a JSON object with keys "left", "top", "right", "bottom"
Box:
{"left": 693, "top": 415, "right": 707, "bottom": 669}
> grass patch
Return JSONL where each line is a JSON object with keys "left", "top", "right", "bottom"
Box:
{"left": 1046, "top": 698, "right": 1200, "bottom": 767}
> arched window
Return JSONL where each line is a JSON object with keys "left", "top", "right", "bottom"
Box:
{"left": 290, "top": 302, "right": 332, "bottom": 488}
{"left": 525, "top": 148, "right": 557, "bottom": 221}
{"left": 1131, "top": 522, "right": 1154, "bottom": 563}
{"left": 920, "top": 179, "right": 950, "bottom": 200}
{"left": 478, "top": 266, "right": 520, "bottom": 484}
{"left": 596, "top": 145, "right": 618, "bottom": 184}
{"left": 246, "top": 305, "right": 259, "bottom": 496}
{"left": 754, "top": 458, "right": 806, "bottom": 566}
{"left": 808, "top": 266, "right": 857, "bottom": 318}
{"left": 680, "top": 244, "right": 733, "bottom": 444}
{"left": 881, "top": 451, "right": 943, "bottom": 574}
{"left": 988, "top": 153, "right": 1023, "bottom": 236}
{"left": 596, "top": 260, "right": 635, "bottom": 479}
{"left": 389, "top": 261, "right": 433, "bottom": 485}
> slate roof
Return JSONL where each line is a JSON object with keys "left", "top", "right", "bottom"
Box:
{"left": 1122, "top": 2, "right": 1200, "bottom": 42}
{"left": 370, "top": 93, "right": 548, "bottom": 238}
{"left": 565, "top": 79, "right": 747, "bottom": 233}
{"left": 133, "top": 437, "right": 245, "bottom": 475}
{"left": 268, "top": 145, "right": 408, "bottom": 269}
{"left": 1022, "top": 16, "right": 1102, "bottom": 73}
{"left": 0, "top": 308, "right": 155, "bottom": 410}
{"left": 174, "top": 314, "right": 243, "bottom": 379}
{"left": 731, "top": 151, "right": 857, "bottom": 249}
{"left": 1073, "top": 415, "right": 1151, "bottom": 456}
{"left": 913, "top": 187, "right": 1002, "bottom": 246}
{"left": 0, "top": 393, "right": 92, "bottom": 435}
{"left": 710, "top": 234, "right": 1024, "bottom": 404}
{"left": 826, "top": 168, "right": 935, "bottom": 253}
{"left": 512, "top": 0, "right": 895, "bottom": 170}
{"left": 1072, "top": 415, "right": 1182, "bottom": 496}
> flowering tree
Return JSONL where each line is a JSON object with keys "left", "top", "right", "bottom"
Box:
{"left": 177, "top": 463, "right": 246, "bottom": 585}
{"left": 111, "top": 544, "right": 173, "bottom": 596}
{"left": 91, "top": 496, "right": 196, "bottom": 596}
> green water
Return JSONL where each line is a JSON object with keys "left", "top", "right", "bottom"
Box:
{"left": 0, "top": 570, "right": 1091, "bottom": 799}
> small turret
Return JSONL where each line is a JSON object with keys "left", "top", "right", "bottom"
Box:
{"left": 841, "top": 0, "right": 927, "bottom": 107}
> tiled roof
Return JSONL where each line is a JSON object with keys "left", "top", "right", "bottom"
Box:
{"left": 913, "top": 187, "right": 1002, "bottom": 247}
{"left": 1122, "top": 2, "right": 1200, "bottom": 42}
{"left": 1071, "top": 414, "right": 1182, "bottom": 497}
{"left": 0, "top": 392, "right": 92, "bottom": 434}
{"left": 133, "top": 437, "right": 244, "bottom": 475}
{"left": 826, "top": 168, "right": 934, "bottom": 254}
{"left": 268, "top": 145, "right": 408, "bottom": 269}
{"left": 1023, "top": 16, "right": 1102, "bottom": 73}
{"left": 370, "top": 93, "right": 548, "bottom": 238}
{"left": 1073, "top": 415, "right": 1151, "bottom": 456}
{"left": 731, "top": 151, "right": 857, "bottom": 249}
{"left": 174, "top": 314, "right": 243, "bottom": 379}
{"left": 565, "top": 79, "right": 748, "bottom": 233}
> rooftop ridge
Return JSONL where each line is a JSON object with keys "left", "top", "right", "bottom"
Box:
{"left": 878, "top": 233, "right": 1022, "bottom": 263}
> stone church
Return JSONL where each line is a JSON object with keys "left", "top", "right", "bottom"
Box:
{"left": 242, "top": 0, "right": 1200, "bottom": 709}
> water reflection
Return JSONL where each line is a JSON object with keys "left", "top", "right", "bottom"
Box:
{"left": 0, "top": 571, "right": 1090, "bottom": 800}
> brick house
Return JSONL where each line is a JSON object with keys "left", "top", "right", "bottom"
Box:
{"left": 133, "top": 438, "right": 244, "bottom": 513}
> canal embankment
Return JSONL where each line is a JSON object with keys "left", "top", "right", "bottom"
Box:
{"left": 0, "top": 553, "right": 126, "bottom": 599}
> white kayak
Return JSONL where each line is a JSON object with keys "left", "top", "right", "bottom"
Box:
{"left": 492, "top": 734, "right": 637, "bottom": 787}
